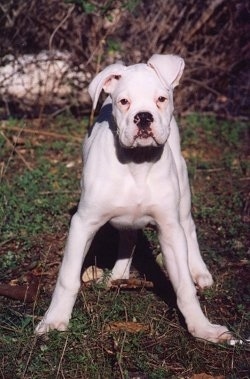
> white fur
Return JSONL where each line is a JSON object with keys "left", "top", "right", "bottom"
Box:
{"left": 36, "top": 54, "right": 231, "bottom": 342}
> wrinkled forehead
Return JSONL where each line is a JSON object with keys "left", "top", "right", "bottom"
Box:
{"left": 114, "top": 64, "right": 168, "bottom": 96}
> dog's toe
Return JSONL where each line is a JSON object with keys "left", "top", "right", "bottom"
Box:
{"left": 206, "top": 325, "right": 232, "bottom": 343}
{"left": 191, "top": 269, "right": 213, "bottom": 289}
{"left": 189, "top": 322, "right": 231, "bottom": 343}
{"left": 35, "top": 319, "right": 68, "bottom": 335}
{"left": 196, "top": 273, "right": 213, "bottom": 289}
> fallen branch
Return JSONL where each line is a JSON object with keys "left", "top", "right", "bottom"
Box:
{"left": 0, "top": 279, "right": 38, "bottom": 303}
{"left": 0, "top": 123, "right": 83, "bottom": 142}
{"left": 110, "top": 278, "right": 154, "bottom": 289}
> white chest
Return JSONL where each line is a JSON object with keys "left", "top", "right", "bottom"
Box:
{"left": 108, "top": 182, "right": 157, "bottom": 229}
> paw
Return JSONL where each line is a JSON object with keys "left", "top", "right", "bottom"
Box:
{"left": 108, "top": 270, "right": 130, "bottom": 282}
{"left": 35, "top": 317, "right": 69, "bottom": 335}
{"left": 189, "top": 322, "right": 231, "bottom": 343}
{"left": 191, "top": 268, "right": 213, "bottom": 289}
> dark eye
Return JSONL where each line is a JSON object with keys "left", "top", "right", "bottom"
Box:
{"left": 120, "top": 98, "right": 129, "bottom": 105}
{"left": 158, "top": 96, "right": 167, "bottom": 103}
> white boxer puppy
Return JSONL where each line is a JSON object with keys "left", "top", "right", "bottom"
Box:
{"left": 36, "top": 54, "right": 231, "bottom": 342}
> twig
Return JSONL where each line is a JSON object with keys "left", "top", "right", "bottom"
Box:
{"left": 32, "top": 244, "right": 53, "bottom": 328}
{"left": 21, "top": 336, "right": 38, "bottom": 379}
{"left": 0, "top": 123, "right": 83, "bottom": 142}
{"left": 117, "top": 305, "right": 129, "bottom": 379}
{"left": 56, "top": 334, "right": 69, "bottom": 379}
{"left": 196, "top": 167, "right": 225, "bottom": 173}
{"left": 49, "top": 5, "right": 75, "bottom": 50}
{"left": 0, "top": 131, "right": 32, "bottom": 171}
{"left": 110, "top": 278, "right": 154, "bottom": 289}
{"left": 39, "top": 190, "right": 80, "bottom": 195}
{"left": 87, "top": 37, "right": 107, "bottom": 126}
{"left": 0, "top": 3, "right": 13, "bottom": 26}
{"left": 185, "top": 78, "right": 222, "bottom": 97}
{"left": 184, "top": 0, "right": 225, "bottom": 41}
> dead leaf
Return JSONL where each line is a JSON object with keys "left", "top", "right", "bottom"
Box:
{"left": 82, "top": 266, "right": 104, "bottom": 283}
{"left": 105, "top": 321, "right": 150, "bottom": 333}
{"left": 191, "top": 374, "right": 225, "bottom": 379}
{"left": 12, "top": 135, "right": 26, "bottom": 145}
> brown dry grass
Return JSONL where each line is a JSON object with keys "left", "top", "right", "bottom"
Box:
{"left": 0, "top": 0, "right": 249, "bottom": 117}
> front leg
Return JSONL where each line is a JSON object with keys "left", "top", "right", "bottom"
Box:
{"left": 35, "top": 211, "right": 104, "bottom": 334}
{"left": 158, "top": 220, "right": 230, "bottom": 343}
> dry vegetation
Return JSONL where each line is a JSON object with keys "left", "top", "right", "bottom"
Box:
{"left": 0, "top": 0, "right": 249, "bottom": 117}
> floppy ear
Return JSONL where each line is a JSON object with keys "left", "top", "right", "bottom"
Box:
{"left": 88, "top": 63, "right": 126, "bottom": 110}
{"left": 147, "top": 54, "right": 185, "bottom": 89}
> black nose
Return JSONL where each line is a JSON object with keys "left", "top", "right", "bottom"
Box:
{"left": 134, "top": 112, "right": 154, "bottom": 129}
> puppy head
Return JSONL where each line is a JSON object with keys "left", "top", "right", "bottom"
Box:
{"left": 88, "top": 54, "right": 184, "bottom": 148}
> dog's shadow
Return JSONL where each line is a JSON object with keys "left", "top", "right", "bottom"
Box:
{"left": 82, "top": 223, "right": 185, "bottom": 327}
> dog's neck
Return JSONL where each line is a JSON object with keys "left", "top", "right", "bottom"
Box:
{"left": 115, "top": 142, "right": 164, "bottom": 184}
{"left": 115, "top": 143, "right": 164, "bottom": 165}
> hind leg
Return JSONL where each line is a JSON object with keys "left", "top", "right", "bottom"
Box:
{"left": 108, "top": 229, "right": 137, "bottom": 281}
{"left": 179, "top": 157, "right": 213, "bottom": 289}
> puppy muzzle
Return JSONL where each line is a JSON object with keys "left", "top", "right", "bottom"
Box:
{"left": 134, "top": 111, "right": 154, "bottom": 140}
{"left": 134, "top": 112, "right": 154, "bottom": 129}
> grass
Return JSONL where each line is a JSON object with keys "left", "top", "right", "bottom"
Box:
{"left": 0, "top": 113, "right": 249, "bottom": 378}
